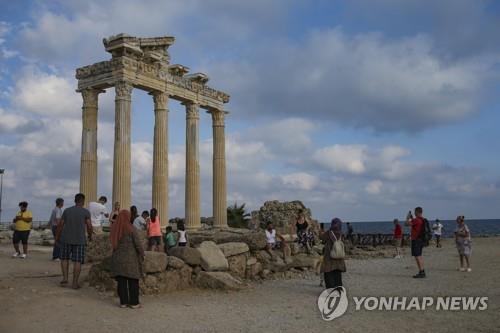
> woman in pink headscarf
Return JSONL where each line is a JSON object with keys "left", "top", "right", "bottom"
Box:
{"left": 109, "top": 210, "right": 145, "bottom": 308}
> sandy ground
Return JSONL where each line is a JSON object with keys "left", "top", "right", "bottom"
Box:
{"left": 0, "top": 237, "right": 498, "bottom": 333}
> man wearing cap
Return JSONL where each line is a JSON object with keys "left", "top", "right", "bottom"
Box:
{"left": 12, "top": 201, "right": 33, "bottom": 259}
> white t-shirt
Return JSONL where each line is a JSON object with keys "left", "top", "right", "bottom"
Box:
{"left": 88, "top": 202, "right": 108, "bottom": 227}
{"left": 178, "top": 230, "right": 187, "bottom": 243}
{"left": 133, "top": 216, "right": 147, "bottom": 230}
{"left": 265, "top": 229, "right": 276, "bottom": 244}
{"left": 433, "top": 222, "right": 443, "bottom": 236}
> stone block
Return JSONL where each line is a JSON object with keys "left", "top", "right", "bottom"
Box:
{"left": 143, "top": 251, "right": 167, "bottom": 273}
{"left": 195, "top": 271, "right": 243, "bottom": 290}
{"left": 198, "top": 241, "right": 228, "bottom": 271}
{"left": 217, "top": 242, "right": 249, "bottom": 257}
{"left": 168, "top": 246, "right": 201, "bottom": 266}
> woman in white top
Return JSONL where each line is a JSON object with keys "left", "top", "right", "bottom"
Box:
{"left": 177, "top": 223, "right": 187, "bottom": 246}
{"left": 455, "top": 216, "right": 472, "bottom": 272}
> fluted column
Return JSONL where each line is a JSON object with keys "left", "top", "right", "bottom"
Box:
{"left": 185, "top": 102, "right": 201, "bottom": 230}
{"left": 151, "top": 91, "right": 169, "bottom": 228}
{"left": 112, "top": 81, "right": 133, "bottom": 210}
{"left": 79, "top": 88, "right": 103, "bottom": 203}
{"left": 211, "top": 110, "right": 227, "bottom": 228}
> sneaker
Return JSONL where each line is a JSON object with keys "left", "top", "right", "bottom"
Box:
{"left": 12, "top": 252, "right": 20, "bottom": 258}
{"left": 20, "top": 254, "right": 27, "bottom": 259}
{"left": 466, "top": 268, "right": 472, "bottom": 272}
{"left": 413, "top": 271, "right": 426, "bottom": 278}
{"left": 459, "top": 267, "right": 466, "bottom": 272}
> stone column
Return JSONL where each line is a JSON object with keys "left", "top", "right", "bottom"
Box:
{"left": 184, "top": 102, "right": 201, "bottom": 230}
{"left": 211, "top": 110, "right": 227, "bottom": 228}
{"left": 151, "top": 91, "right": 169, "bottom": 228}
{"left": 79, "top": 88, "right": 103, "bottom": 203}
{"left": 112, "top": 81, "right": 133, "bottom": 210}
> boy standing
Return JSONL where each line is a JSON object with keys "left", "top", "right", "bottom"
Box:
{"left": 12, "top": 201, "right": 33, "bottom": 258}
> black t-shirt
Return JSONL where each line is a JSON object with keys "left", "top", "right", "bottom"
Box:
{"left": 296, "top": 221, "right": 308, "bottom": 232}
{"left": 60, "top": 206, "right": 90, "bottom": 245}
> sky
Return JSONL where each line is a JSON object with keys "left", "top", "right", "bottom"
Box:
{"left": 0, "top": 0, "right": 499, "bottom": 222}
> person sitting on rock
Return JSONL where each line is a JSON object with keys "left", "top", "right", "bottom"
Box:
{"left": 294, "top": 209, "right": 315, "bottom": 253}
{"left": 265, "top": 222, "right": 286, "bottom": 259}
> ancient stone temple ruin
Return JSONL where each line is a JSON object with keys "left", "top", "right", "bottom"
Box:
{"left": 76, "top": 34, "right": 230, "bottom": 229}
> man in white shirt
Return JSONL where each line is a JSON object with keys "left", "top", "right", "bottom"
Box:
{"left": 88, "top": 196, "right": 109, "bottom": 231}
{"left": 432, "top": 219, "right": 444, "bottom": 248}
{"left": 49, "top": 197, "right": 64, "bottom": 260}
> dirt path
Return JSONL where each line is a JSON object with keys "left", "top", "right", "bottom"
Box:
{"left": 0, "top": 238, "right": 499, "bottom": 333}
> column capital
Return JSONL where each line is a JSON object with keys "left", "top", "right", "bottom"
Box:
{"left": 209, "top": 109, "right": 227, "bottom": 127}
{"left": 184, "top": 101, "right": 200, "bottom": 120}
{"left": 81, "top": 88, "right": 104, "bottom": 108}
{"left": 115, "top": 81, "right": 133, "bottom": 99}
{"left": 150, "top": 91, "right": 168, "bottom": 110}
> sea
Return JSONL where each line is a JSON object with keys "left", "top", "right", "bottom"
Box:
{"left": 323, "top": 219, "right": 500, "bottom": 237}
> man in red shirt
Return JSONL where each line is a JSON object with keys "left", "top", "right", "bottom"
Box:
{"left": 393, "top": 219, "right": 403, "bottom": 258}
{"left": 406, "top": 206, "right": 426, "bottom": 278}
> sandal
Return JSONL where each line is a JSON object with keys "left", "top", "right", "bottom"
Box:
{"left": 128, "top": 304, "right": 142, "bottom": 309}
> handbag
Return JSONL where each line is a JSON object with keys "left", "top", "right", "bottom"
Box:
{"left": 329, "top": 231, "right": 345, "bottom": 259}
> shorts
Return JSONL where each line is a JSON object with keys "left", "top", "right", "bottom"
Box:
{"left": 178, "top": 242, "right": 187, "bottom": 247}
{"left": 411, "top": 239, "right": 424, "bottom": 257}
{"left": 435, "top": 234, "right": 441, "bottom": 240}
{"left": 60, "top": 243, "right": 86, "bottom": 264}
{"left": 13, "top": 230, "right": 30, "bottom": 245}
{"left": 267, "top": 242, "right": 281, "bottom": 250}
{"left": 148, "top": 236, "right": 162, "bottom": 246}
{"left": 393, "top": 238, "right": 403, "bottom": 247}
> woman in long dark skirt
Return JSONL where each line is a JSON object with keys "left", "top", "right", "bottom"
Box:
{"left": 320, "top": 217, "right": 346, "bottom": 289}
{"left": 110, "top": 210, "right": 145, "bottom": 308}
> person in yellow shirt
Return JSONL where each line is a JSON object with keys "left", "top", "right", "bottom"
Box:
{"left": 12, "top": 201, "right": 33, "bottom": 259}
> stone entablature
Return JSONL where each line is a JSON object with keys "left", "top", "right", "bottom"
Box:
{"left": 76, "top": 34, "right": 229, "bottom": 110}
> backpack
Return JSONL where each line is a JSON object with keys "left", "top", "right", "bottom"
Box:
{"left": 329, "top": 231, "right": 346, "bottom": 259}
{"left": 420, "top": 218, "right": 433, "bottom": 246}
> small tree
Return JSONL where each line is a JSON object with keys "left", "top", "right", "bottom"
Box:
{"left": 227, "top": 202, "right": 251, "bottom": 229}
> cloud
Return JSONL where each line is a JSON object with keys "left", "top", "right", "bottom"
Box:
{"left": 212, "top": 29, "right": 496, "bottom": 132}
{"left": 365, "top": 180, "right": 383, "bottom": 195}
{"left": 313, "top": 144, "right": 368, "bottom": 174}
{"left": 0, "top": 108, "right": 41, "bottom": 133}
{"left": 11, "top": 67, "right": 80, "bottom": 118}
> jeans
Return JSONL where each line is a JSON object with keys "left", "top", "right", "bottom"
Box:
{"left": 51, "top": 225, "right": 60, "bottom": 259}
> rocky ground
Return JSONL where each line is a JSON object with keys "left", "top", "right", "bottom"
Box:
{"left": 0, "top": 237, "right": 498, "bottom": 333}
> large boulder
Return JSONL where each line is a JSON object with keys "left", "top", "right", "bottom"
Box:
{"left": 166, "top": 256, "right": 185, "bottom": 270}
{"left": 143, "top": 251, "right": 167, "bottom": 273}
{"left": 195, "top": 271, "right": 243, "bottom": 291}
{"left": 250, "top": 200, "right": 321, "bottom": 237}
{"left": 168, "top": 246, "right": 201, "bottom": 266}
{"left": 86, "top": 233, "right": 113, "bottom": 263}
{"left": 217, "top": 242, "right": 250, "bottom": 257}
{"left": 198, "top": 241, "right": 228, "bottom": 272}
{"left": 227, "top": 254, "right": 247, "bottom": 279}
